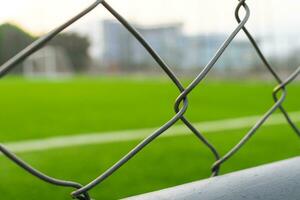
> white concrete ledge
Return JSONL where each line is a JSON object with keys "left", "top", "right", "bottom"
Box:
{"left": 124, "top": 157, "right": 300, "bottom": 200}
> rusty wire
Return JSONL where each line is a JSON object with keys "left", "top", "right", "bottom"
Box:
{"left": 0, "top": 0, "right": 299, "bottom": 199}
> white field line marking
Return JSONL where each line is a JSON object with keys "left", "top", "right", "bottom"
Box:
{"left": 2, "top": 111, "right": 300, "bottom": 154}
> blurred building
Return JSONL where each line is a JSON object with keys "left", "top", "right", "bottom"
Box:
{"left": 182, "top": 34, "right": 257, "bottom": 69}
{"left": 132, "top": 23, "right": 184, "bottom": 68}
{"left": 102, "top": 20, "right": 131, "bottom": 71}
{"left": 101, "top": 20, "right": 183, "bottom": 71}
{"left": 181, "top": 34, "right": 226, "bottom": 68}
{"left": 221, "top": 40, "right": 256, "bottom": 69}
{"left": 87, "top": 20, "right": 257, "bottom": 72}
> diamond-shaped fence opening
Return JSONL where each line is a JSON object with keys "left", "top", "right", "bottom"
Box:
{"left": 0, "top": 1, "right": 299, "bottom": 200}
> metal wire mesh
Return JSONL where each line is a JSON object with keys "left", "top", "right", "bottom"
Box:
{"left": 0, "top": 0, "right": 299, "bottom": 199}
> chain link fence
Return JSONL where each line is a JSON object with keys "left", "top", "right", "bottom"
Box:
{"left": 0, "top": 0, "right": 299, "bottom": 199}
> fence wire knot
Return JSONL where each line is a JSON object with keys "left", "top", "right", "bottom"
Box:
{"left": 0, "top": 0, "right": 299, "bottom": 199}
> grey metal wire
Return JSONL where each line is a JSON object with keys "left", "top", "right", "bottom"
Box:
{"left": 0, "top": 0, "right": 299, "bottom": 199}
{"left": 0, "top": 145, "right": 91, "bottom": 200}
{"left": 211, "top": 0, "right": 300, "bottom": 172}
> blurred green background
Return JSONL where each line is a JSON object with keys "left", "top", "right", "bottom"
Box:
{"left": 0, "top": 77, "right": 299, "bottom": 199}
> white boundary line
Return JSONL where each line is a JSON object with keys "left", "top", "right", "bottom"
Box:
{"left": 2, "top": 111, "right": 300, "bottom": 154}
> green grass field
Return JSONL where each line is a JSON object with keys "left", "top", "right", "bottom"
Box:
{"left": 0, "top": 77, "right": 299, "bottom": 200}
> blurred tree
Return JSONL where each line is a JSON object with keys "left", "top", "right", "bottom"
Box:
{"left": 0, "top": 23, "right": 35, "bottom": 73}
{"left": 49, "top": 33, "right": 91, "bottom": 73}
{"left": 0, "top": 23, "right": 92, "bottom": 74}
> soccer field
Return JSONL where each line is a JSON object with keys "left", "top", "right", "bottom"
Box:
{"left": 0, "top": 77, "right": 299, "bottom": 200}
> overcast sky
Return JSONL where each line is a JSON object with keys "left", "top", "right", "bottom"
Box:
{"left": 1, "top": 0, "right": 299, "bottom": 36}
{"left": 1, "top": 0, "right": 300, "bottom": 57}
